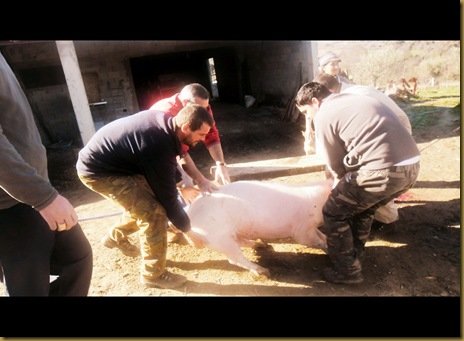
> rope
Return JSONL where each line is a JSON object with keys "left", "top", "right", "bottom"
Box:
{"left": 78, "top": 211, "right": 123, "bottom": 222}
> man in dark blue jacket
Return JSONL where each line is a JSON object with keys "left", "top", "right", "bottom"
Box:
{"left": 77, "top": 104, "right": 213, "bottom": 289}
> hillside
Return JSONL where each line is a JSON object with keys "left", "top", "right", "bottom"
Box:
{"left": 316, "top": 40, "right": 460, "bottom": 86}
{"left": 317, "top": 40, "right": 459, "bottom": 63}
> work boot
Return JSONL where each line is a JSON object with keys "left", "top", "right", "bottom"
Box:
{"left": 101, "top": 235, "right": 140, "bottom": 257}
{"left": 141, "top": 271, "right": 187, "bottom": 289}
{"left": 323, "top": 267, "right": 364, "bottom": 284}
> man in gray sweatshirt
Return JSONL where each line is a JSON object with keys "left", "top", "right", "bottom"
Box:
{"left": 295, "top": 82, "right": 420, "bottom": 284}
{"left": 0, "top": 51, "right": 93, "bottom": 296}
{"left": 313, "top": 73, "right": 413, "bottom": 234}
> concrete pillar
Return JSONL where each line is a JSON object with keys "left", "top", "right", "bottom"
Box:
{"left": 55, "top": 41, "right": 95, "bottom": 146}
{"left": 310, "top": 41, "right": 319, "bottom": 80}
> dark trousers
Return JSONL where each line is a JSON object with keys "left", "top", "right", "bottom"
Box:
{"left": 0, "top": 203, "right": 93, "bottom": 296}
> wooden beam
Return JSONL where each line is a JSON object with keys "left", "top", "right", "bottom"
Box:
{"left": 226, "top": 154, "right": 326, "bottom": 181}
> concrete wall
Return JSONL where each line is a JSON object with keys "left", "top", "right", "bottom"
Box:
{"left": 0, "top": 40, "right": 315, "bottom": 147}
{"left": 240, "top": 41, "right": 315, "bottom": 106}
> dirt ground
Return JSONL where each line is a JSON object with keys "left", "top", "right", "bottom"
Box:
{"left": 47, "top": 100, "right": 461, "bottom": 300}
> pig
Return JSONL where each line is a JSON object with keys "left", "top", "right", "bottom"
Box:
{"left": 184, "top": 178, "right": 333, "bottom": 277}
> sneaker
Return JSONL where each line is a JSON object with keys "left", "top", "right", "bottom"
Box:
{"left": 323, "top": 267, "right": 364, "bottom": 284}
{"left": 141, "top": 271, "right": 187, "bottom": 289}
{"left": 101, "top": 235, "right": 140, "bottom": 257}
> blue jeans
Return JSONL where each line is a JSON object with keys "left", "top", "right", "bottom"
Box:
{"left": 0, "top": 203, "right": 93, "bottom": 296}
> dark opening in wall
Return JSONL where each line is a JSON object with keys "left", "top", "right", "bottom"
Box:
{"left": 19, "top": 66, "right": 66, "bottom": 89}
{"left": 130, "top": 46, "right": 240, "bottom": 111}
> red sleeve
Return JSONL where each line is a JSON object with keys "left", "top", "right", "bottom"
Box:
{"left": 151, "top": 97, "right": 220, "bottom": 154}
{"left": 150, "top": 94, "right": 183, "bottom": 117}
{"left": 203, "top": 105, "right": 221, "bottom": 149}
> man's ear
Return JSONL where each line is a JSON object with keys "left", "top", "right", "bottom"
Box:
{"left": 311, "top": 97, "right": 321, "bottom": 107}
{"left": 181, "top": 123, "right": 190, "bottom": 134}
{"left": 181, "top": 98, "right": 191, "bottom": 107}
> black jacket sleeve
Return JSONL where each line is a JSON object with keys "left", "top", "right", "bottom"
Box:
{"left": 141, "top": 154, "right": 191, "bottom": 232}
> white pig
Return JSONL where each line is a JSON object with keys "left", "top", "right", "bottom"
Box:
{"left": 184, "top": 178, "right": 333, "bottom": 277}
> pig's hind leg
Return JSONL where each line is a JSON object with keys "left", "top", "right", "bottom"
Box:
{"left": 236, "top": 236, "right": 273, "bottom": 250}
{"left": 237, "top": 237, "right": 275, "bottom": 257}
{"left": 210, "top": 236, "right": 271, "bottom": 277}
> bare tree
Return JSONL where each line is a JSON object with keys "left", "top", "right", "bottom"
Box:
{"left": 419, "top": 47, "right": 461, "bottom": 85}
{"left": 352, "top": 47, "right": 405, "bottom": 87}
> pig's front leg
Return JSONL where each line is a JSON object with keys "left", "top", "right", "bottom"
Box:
{"left": 293, "top": 227, "right": 328, "bottom": 253}
{"left": 315, "top": 229, "right": 328, "bottom": 254}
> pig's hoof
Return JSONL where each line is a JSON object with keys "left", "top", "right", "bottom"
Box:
{"left": 251, "top": 268, "right": 271, "bottom": 279}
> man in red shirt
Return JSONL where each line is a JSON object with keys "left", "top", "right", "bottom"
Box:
{"left": 151, "top": 83, "right": 230, "bottom": 198}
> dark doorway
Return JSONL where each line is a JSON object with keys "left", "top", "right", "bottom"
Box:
{"left": 129, "top": 46, "right": 240, "bottom": 110}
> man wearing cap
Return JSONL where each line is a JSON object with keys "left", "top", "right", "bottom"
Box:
{"left": 318, "top": 52, "right": 352, "bottom": 91}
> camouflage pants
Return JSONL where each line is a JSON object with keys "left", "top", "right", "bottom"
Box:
{"left": 323, "top": 162, "right": 420, "bottom": 275}
{"left": 78, "top": 173, "right": 168, "bottom": 278}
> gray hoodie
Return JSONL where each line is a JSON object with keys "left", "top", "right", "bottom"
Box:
{"left": 0, "top": 52, "right": 58, "bottom": 210}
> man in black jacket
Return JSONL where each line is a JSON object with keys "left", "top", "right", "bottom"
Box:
{"left": 77, "top": 104, "right": 213, "bottom": 289}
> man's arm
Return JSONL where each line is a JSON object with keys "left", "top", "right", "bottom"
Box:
{"left": 207, "top": 143, "right": 230, "bottom": 184}
{"left": 178, "top": 154, "right": 218, "bottom": 194}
